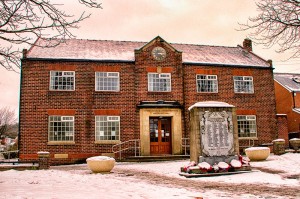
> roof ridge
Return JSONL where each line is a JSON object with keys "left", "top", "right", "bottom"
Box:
{"left": 171, "top": 42, "right": 237, "bottom": 48}
{"left": 38, "top": 37, "right": 241, "bottom": 48}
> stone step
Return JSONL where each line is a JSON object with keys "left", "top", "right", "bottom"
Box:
{"left": 118, "top": 155, "right": 190, "bottom": 162}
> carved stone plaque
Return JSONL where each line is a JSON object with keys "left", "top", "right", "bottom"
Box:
{"left": 200, "top": 111, "right": 234, "bottom": 157}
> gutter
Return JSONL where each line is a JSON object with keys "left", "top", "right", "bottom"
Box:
{"left": 17, "top": 59, "right": 23, "bottom": 160}
{"left": 25, "top": 57, "right": 274, "bottom": 70}
{"left": 24, "top": 57, "right": 135, "bottom": 63}
{"left": 183, "top": 62, "right": 274, "bottom": 69}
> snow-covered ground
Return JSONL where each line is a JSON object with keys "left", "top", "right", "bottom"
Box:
{"left": 0, "top": 153, "right": 299, "bottom": 199}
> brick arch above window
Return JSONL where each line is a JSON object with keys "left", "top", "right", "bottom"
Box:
{"left": 47, "top": 109, "right": 76, "bottom": 116}
{"left": 93, "top": 66, "right": 121, "bottom": 72}
{"left": 93, "top": 109, "right": 121, "bottom": 115}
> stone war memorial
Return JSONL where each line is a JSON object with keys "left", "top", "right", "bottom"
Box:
{"left": 180, "top": 101, "right": 251, "bottom": 177}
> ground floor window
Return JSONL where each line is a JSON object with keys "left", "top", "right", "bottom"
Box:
{"left": 237, "top": 115, "right": 257, "bottom": 138}
{"left": 95, "top": 116, "right": 120, "bottom": 141}
{"left": 48, "top": 116, "right": 74, "bottom": 141}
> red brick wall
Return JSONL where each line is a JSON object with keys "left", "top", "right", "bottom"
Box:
{"left": 274, "top": 81, "right": 300, "bottom": 132}
{"left": 20, "top": 39, "right": 277, "bottom": 164}
{"left": 183, "top": 65, "right": 277, "bottom": 145}
{"left": 19, "top": 60, "right": 137, "bottom": 164}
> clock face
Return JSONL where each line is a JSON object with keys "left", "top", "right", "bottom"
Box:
{"left": 151, "top": 47, "right": 166, "bottom": 61}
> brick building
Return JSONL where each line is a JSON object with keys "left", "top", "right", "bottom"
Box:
{"left": 274, "top": 73, "right": 300, "bottom": 144}
{"left": 19, "top": 36, "right": 277, "bottom": 164}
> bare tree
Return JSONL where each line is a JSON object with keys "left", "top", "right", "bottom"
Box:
{"left": 240, "top": 0, "right": 300, "bottom": 58}
{"left": 0, "top": 107, "right": 17, "bottom": 138}
{"left": 0, "top": 0, "right": 102, "bottom": 72}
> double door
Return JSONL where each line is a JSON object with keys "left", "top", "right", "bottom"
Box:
{"left": 149, "top": 117, "right": 171, "bottom": 155}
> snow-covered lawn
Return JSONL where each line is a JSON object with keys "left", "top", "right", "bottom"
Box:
{"left": 0, "top": 153, "right": 299, "bottom": 199}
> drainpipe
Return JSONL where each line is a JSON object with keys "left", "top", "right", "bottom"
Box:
{"left": 292, "top": 91, "right": 296, "bottom": 108}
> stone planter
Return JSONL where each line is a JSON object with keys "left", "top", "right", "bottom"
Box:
{"left": 86, "top": 156, "right": 115, "bottom": 173}
{"left": 245, "top": 147, "right": 270, "bottom": 161}
{"left": 289, "top": 138, "right": 300, "bottom": 152}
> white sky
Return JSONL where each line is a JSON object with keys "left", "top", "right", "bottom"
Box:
{"left": 1, "top": 0, "right": 299, "bottom": 117}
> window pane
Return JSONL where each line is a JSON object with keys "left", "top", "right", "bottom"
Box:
{"left": 234, "top": 76, "right": 254, "bottom": 93}
{"left": 237, "top": 115, "right": 257, "bottom": 137}
{"left": 48, "top": 116, "right": 74, "bottom": 141}
{"left": 95, "top": 116, "right": 120, "bottom": 141}
{"left": 95, "top": 72, "right": 120, "bottom": 91}
{"left": 148, "top": 73, "right": 171, "bottom": 92}
{"left": 50, "top": 71, "right": 75, "bottom": 91}
{"left": 197, "top": 75, "right": 218, "bottom": 93}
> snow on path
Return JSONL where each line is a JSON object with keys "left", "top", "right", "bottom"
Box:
{"left": 0, "top": 153, "right": 299, "bottom": 199}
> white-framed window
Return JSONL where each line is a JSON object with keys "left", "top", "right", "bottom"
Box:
{"left": 95, "top": 116, "right": 120, "bottom": 141}
{"left": 196, "top": 75, "right": 218, "bottom": 93}
{"left": 148, "top": 73, "right": 171, "bottom": 92}
{"left": 237, "top": 115, "right": 257, "bottom": 138}
{"left": 48, "top": 116, "right": 74, "bottom": 141}
{"left": 233, "top": 76, "right": 254, "bottom": 93}
{"left": 50, "top": 71, "right": 75, "bottom": 91}
{"left": 95, "top": 72, "right": 120, "bottom": 91}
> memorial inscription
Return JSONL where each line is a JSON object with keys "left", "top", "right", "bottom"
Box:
{"left": 200, "top": 111, "right": 234, "bottom": 156}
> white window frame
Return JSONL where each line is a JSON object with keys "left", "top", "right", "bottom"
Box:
{"left": 49, "top": 71, "right": 75, "bottom": 91}
{"left": 48, "top": 116, "right": 75, "bottom": 142}
{"left": 148, "top": 73, "right": 171, "bottom": 92}
{"left": 233, "top": 76, "right": 254, "bottom": 93}
{"left": 196, "top": 74, "right": 218, "bottom": 93}
{"left": 95, "top": 116, "right": 120, "bottom": 141}
{"left": 95, "top": 72, "right": 120, "bottom": 92}
{"left": 237, "top": 115, "right": 257, "bottom": 138}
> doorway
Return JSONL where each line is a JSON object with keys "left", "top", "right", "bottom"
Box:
{"left": 149, "top": 117, "right": 172, "bottom": 155}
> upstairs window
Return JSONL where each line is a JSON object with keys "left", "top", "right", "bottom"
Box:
{"left": 196, "top": 75, "right": 218, "bottom": 93}
{"left": 95, "top": 116, "right": 120, "bottom": 141}
{"left": 233, "top": 76, "right": 254, "bottom": 93}
{"left": 237, "top": 115, "right": 257, "bottom": 138}
{"left": 50, "top": 71, "right": 75, "bottom": 91}
{"left": 48, "top": 116, "right": 74, "bottom": 141}
{"left": 95, "top": 72, "right": 120, "bottom": 91}
{"left": 148, "top": 73, "right": 171, "bottom": 92}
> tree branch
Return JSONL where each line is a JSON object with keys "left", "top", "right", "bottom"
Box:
{"left": 0, "top": 0, "right": 102, "bottom": 72}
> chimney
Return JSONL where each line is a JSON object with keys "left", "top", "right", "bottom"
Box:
{"left": 267, "top": 59, "right": 273, "bottom": 67}
{"left": 243, "top": 38, "right": 252, "bottom": 52}
{"left": 22, "top": 49, "right": 28, "bottom": 58}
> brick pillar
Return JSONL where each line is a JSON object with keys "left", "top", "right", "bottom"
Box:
{"left": 37, "top": 151, "right": 50, "bottom": 169}
{"left": 276, "top": 114, "right": 289, "bottom": 148}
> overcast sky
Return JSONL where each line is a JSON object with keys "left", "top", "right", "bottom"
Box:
{"left": 1, "top": 0, "right": 299, "bottom": 117}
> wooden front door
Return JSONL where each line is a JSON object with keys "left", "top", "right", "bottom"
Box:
{"left": 150, "top": 117, "right": 172, "bottom": 155}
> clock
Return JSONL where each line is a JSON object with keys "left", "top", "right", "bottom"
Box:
{"left": 151, "top": 47, "right": 166, "bottom": 61}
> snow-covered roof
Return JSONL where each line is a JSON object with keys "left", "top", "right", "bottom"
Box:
{"left": 292, "top": 108, "right": 300, "bottom": 115}
{"left": 188, "top": 101, "right": 235, "bottom": 110}
{"left": 274, "top": 73, "right": 300, "bottom": 92}
{"left": 26, "top": 37, "right": 271, "bottom": 67}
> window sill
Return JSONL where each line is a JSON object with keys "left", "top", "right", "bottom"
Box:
{"left": 197, "top": 92, "right": 218, "bottom": 94}
{"left": 238, "top": 137, "right": 258, "bottom": 140}
{"left": 234, "top": 92, "right": 254, "bottom": 94}
{"left": 49, "top": 90, "right": 75, "bottom": 92}
{"left": 47, "top": 141, "right": 75, "bottom": 145}
{"left": 95, "top": 90, "right": 120, "bottom": 92}
{"left": 95, "top": 140, "right": 121, "bottom": 145}
{"left": 147, "top": 91, "right": 172, "bottom": 94}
